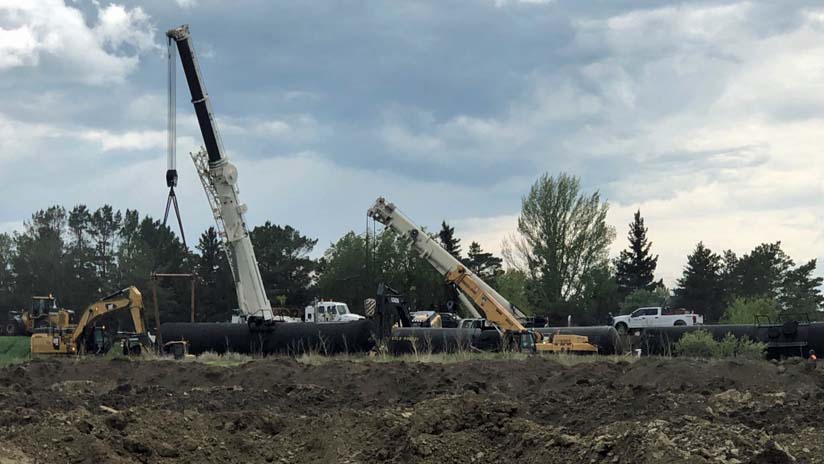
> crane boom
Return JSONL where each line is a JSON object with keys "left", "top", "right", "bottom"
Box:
{"left": 167, "top": 25, "right": 272, "bottom": 321}
{"left": 368, "top": 197, "right": 599, "bottom": 354}
{"left": 367, "top": 197, "right": 524, "bottom": 321}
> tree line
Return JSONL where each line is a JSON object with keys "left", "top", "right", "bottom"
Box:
{"left": 1, "top": 172, "right": 821, "bottom": 325}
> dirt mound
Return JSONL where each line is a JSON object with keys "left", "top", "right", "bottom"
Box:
{"left": 0, "top": 356, "right": 822, "bottom": 463}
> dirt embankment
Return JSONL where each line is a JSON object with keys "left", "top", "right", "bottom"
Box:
{"left": 0, "top": 356, "right": 822, "bottom": 463}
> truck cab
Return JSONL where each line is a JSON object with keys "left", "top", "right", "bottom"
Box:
{"left": 305, "top": 301, "right": 365, "bottom": 323}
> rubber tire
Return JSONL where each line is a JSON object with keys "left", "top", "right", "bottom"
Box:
{"left": 674, "top": 320, "right": 687, "bottom": 326}
{"left": 615, "top": 323, "right": 628, "bottom": 335}
{"left": 4, "top": 322, "right": 17, "bottom": 336}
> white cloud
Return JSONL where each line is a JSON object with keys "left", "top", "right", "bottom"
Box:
{"left": 174, "top": 0, "right": 198, "bottom": 8}
{"left": 493, "top": 0, "right": 554, "bottom": 7}
{"left": 220, "top": 115, "right": 326, "bottom": 145}
{"left": 0, "top": 25, "right": 37, "bottom": 68}
{"left": 80, "top": 129, "right": 164, "bottom": 151}
{"left": 94, "top": 4, "right": 157, "bottom": 54}
{"left": 0, "top": 0, "right": 158, "bottom": 84}
{"left": 78, "top": 129, "right": 196, "bottom": 153}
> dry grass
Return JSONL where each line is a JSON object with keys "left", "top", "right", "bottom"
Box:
{"left": 187, "top": 351, "right": 256, "bottom": 367}
{"left": 294, "top": 350, "right": 642, "bottom": 366}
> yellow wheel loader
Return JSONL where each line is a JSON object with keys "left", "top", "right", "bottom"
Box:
{"left": 3, "top": 295, "right": 74, "bottom": 336}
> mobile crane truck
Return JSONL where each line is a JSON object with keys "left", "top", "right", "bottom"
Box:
{"left": 160, "top": 25, "right": 374, "bottom": 355}
{"left": 367, "top": 197, "right": 598, "bottom": 354}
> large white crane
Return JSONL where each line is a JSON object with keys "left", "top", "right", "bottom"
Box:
{"left": 166, "top": 25, "right": 273, "bottom": 322}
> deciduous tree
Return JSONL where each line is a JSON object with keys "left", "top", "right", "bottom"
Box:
{"left": 502, "top": 173, "right": 615, "bottom": 312}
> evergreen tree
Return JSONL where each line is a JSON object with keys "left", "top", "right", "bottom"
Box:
{"left": 89, "top": 205, "right": 122, "bottom": 292}
{"left": 0, "top": 233, "right": 14, "bottom": 313}
{"left": 250, "top": 222, "right": 318, "bottom": 306}
{"left": 195, "top": 227, "right": 236, "bottom": 321}
{"left": 779, "top": 259, "right": 823, "bottom": 313}
{"left": 719, "top": 250, "right": 739, "bottom": 303}
{"left": 12, "top": 207, "right": 68, "bottom": 308}
{"left": 614, "top": 209, "right": 659, "bottom": 295}
{"left": 735, "top": 242, "right": 792, "bottom": 301}
{"left": 674, "top": 242, "right": 725, "bottom": 323}
{"left": 64, "top": 205, "right": 100, "bottom": 308}
{"left": 465, "top": 241, "right": 502, "bottom": 283}
{"left": 437, "top": 221, "right": 462, "bottom": 259}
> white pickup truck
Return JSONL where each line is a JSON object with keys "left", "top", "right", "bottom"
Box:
{"left": 612, "top": 307, "right": 703, "bottom": 334}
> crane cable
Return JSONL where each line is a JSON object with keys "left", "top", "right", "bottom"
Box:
{"left": 162, "top": 35, "right": 187, "bottom": 248}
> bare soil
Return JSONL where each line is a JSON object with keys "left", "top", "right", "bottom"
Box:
{"left": 0, "top": 356, "right": 822, "bottom": 463}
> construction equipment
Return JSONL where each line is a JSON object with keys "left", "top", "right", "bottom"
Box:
{"left": 2, "top": 295, "right": 73, "bottom": 336}
{"left": 30, "top": 287, "right": 151, "bottom": 356}
{"left": 410, "top": 311, "right": 442, "bottom": 328}
{"left": 367, "top": 197, "right": 598, "bottom": 354}
{"left": 166, "top": 24, "right": 273, "bottom": 324}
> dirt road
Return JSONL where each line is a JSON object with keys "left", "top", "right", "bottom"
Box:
{"left": 0, "top": 356, "right": 821, "bottom": 463}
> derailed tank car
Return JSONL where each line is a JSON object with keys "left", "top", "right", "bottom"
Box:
{"left": 640, "top": 321, "right": 824, "bottom": 358}
{"left": 386, "top": 327, "right": 502, "bottom": 354}
{"left": 161, "top": 320, "right": 375, "bottom": 355}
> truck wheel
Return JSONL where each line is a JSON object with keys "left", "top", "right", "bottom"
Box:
{"left": 4, "top": 322, "right": 17, "bottom": 336}
{"left": 674, "top": 320, "right": 686, "bottom": 326}
{"left": 615, "top": 323, "right": 628, "bottom": 335}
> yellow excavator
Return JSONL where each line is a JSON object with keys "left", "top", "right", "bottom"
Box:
{"left": 30, "top": 286, "right": 151, "bottom": 356}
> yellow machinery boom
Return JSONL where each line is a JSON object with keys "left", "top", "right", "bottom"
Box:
{"left": 447, "top": 266, "right": 596, "bottom": 353}
{"left": 30, "top": 287, "right": 149, "bottom": 355}
{"left": 368, "top": 197, "right": 597, "bottom": 354}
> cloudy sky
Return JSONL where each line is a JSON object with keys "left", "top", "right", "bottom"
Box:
{"left": 1, "top": 0, "right": 823, "bottom": 286}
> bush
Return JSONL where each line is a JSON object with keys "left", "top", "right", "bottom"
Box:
{"left": 674, "top": 330, "right": 716, "bottom": 358}
{"left": 674, "top": 330, "right": 765, "bottom": 360}
{"left": 733, "top": 337, "right": 767, "bottom": 360}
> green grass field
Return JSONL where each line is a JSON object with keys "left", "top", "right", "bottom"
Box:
{"left": 0, "top": 336, "right": 30, "bottom": 367}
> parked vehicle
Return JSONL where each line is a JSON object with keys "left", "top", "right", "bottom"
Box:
{"left": 611, "top": 307, "right": 703, "bottom": 334}
{"left": 438, "top": 312, "right": 461, "bottom": 328}
{"left": 410, "top": 311, "right": 442, "bottom": 327}
{"left": 304, "top": 301, "right": 365, "bottom": 323}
